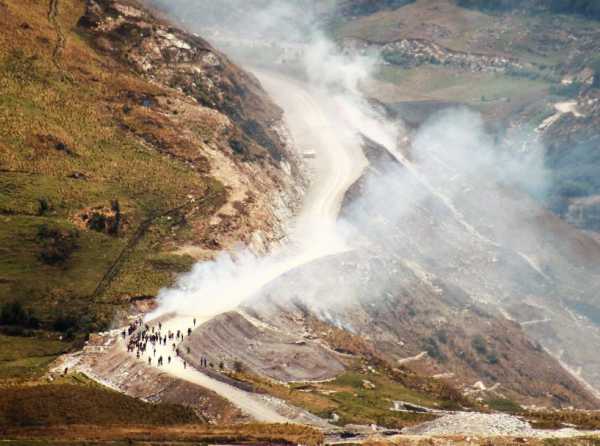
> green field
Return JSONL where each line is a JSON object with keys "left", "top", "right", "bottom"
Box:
{"left": 375, "top": 65, "right": 550, "bottom": 104}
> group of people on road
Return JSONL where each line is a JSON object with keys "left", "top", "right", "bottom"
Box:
{"left": 122, "top": 317, "right": 196, "bottom": 370}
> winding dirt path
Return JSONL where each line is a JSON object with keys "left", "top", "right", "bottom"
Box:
{"left": 135, "top": 316, "right": 329, "bottom": 425}
{"left": 124, "top": 71, "right": 367, "bottom": 424}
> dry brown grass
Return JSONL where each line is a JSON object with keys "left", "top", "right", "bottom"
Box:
{"left": 523, "top": 409, "right": 600, "bottom": 430}
{"left": 1, "top": 423, "right": 324, "bottom": 446}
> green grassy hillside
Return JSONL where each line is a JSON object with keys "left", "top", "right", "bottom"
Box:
{"left": 0, "top": 0, "right": 226, "bottom": 337}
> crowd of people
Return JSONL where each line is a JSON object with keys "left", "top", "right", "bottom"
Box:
{"left": 121, "top": 318, "right": 212, "bottom": 371}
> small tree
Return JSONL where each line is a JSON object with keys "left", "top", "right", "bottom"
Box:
{"left": 109, "top": 199, "right": 121, "bottom": 235}
{"left": 37, "top": 198, "right": 50, "bottom": 216}
{"left": 37, "top": 225, "right": 79, "bottom": 265}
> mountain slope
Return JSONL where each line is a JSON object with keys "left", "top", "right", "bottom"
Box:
{"left": 0, "top": 0, "right": 300, "bottom": 338}
{"left": 182, "top": 132, "right": 600, "bottom": 411}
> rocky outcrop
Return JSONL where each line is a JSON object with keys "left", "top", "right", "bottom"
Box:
{"left": 77, "top": 0, "right": 305, "bottom": 254}
{"left": 78, "top": 0, "right": 294, "bottom": 165}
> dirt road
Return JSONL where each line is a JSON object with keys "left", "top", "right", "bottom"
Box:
{"left": 135, "top": 316, "right": 328, "bottom": 425}
{"left": 134, "top": 71, "right": 368, "bottom": 423}
{"left": 254, "top": 70, "right": 368, "bottom": 230}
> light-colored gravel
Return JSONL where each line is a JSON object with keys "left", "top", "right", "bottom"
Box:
{"left": 403, "top": 412, "right": 600, "bottom": 438}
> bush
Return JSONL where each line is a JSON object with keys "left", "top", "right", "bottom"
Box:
{"left": 87, "top": 213, "right": 108, "bottom": 232}
{"left": 422, "top": 337, "right": 447, "bottom": 362}
{"left": 37, "top": 198, "right": 50, "bottom": 216}
{"left": 549, "top": 82, "right": 582, "bottom": 97}
{"left": 488, "top": 398, "right": 522, "bottom": 413}
{"left": 53, "top": 313, "right": 79, "bottom": 334}
{"left": 486, "top": 352, "right": 499, "bottom": 364}
{"left": 0, "top": 302, "right": 39, "bottom": 328}
{"left": 471, "top": 335, "right": 488, "bottom": 355}
{"left": 233, "top": 360, "right": 244, "bottom": 373}
{"left": 37, "top": 225, "right": 79, "bottom": 265}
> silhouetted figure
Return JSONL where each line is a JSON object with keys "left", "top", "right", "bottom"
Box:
{"left": 187, "top": 327, "right": 192, "bottom": 336}
{"left": 187, "top": 346, "right": 190, "bottom": 354}
{"left": 183, "top": 360, "right": 186, "bottom": 369}
{"left": 148, "top": 357, "right": 151, "bottom": 365}
{"left": 193, "top": 318, "right": 196, "bottom": 326}
{"left": 168, "top": 356, "right": 171, "bottom": 364}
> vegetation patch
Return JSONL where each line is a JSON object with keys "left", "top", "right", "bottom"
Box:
{"left": 0, "top": 334, "right": 71, "bottom": 381}
{"left": 0, "top": 383, "right": 198, "bottom": 427}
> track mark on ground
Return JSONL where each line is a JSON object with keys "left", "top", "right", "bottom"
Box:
{"left": 48, "top": 0, "right": 66, "bottom": 70}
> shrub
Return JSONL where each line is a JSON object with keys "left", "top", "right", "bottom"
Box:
{"left": 486, "top": 352, "right": 499, "bottom": 364}
{"left": 488, "top": 398, "right": 522, "bottom": 413}
{"left": 87, "top": 213, "right": 108, "bottom": 232}
{"left": 53, "top": 313, "right": 79, "bottom": 334}
{"left": 549, "top": 82, "right": 582, "bottom": 98}
{"left": 471, "top": 335, "right": 488, "bottom": 355}
{"left": 0, "top": 302, "right": 39, "bottom": 328}
{"left": 37, "top": 225, "right": 79, "bottom": 265}
{"left": 109, "top": 199, "right": 121, "bottom": 235}
{"left": 37, "top": 198, "right": 50, "bottom": 216}
{"left": 233, "top": 360, "right": 244, "bottom": 373}
{"left": 422, "top": 337, "right": 447, "bottom": 362}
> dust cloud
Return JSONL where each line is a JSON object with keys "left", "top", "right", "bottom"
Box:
{"left": 147, "top": 0, "right": 551, "bottom": 323}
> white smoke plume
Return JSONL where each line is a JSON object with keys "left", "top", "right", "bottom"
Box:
{"left": 147, "top": 0, "right": 552, "bottom": 323}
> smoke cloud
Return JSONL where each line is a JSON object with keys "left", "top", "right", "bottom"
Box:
{"left": 147, "top": 0, "right": 556, "bottom": 325}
